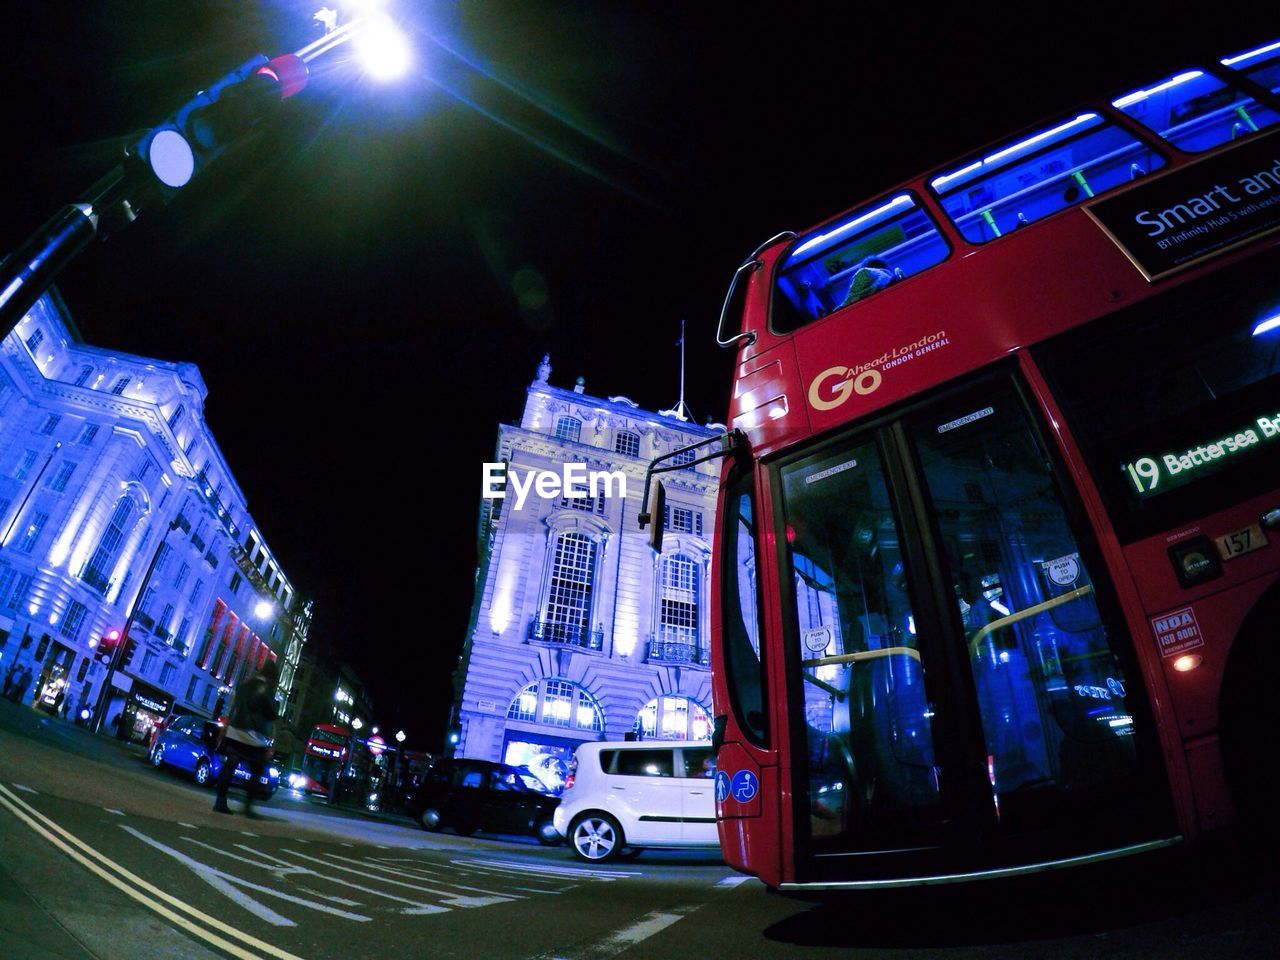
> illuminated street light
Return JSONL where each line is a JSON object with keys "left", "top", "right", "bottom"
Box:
{"left": 395, "top": 730, "right": 406, "bottom": 743}
{"left": 352, "top": 717, "right": 364, "bottom": 730}
{"left": 0, "top": 5, "right": 415, "bottom": 338}
{"left": 354, "top": 15, "right": 411, "bottom": 81}
{"left": 254, "top": 599, "right": 276, "bottom": 620}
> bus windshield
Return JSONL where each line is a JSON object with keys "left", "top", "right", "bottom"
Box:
{"left": 1037, "top": 245, "right": 1280, "bottom": 539}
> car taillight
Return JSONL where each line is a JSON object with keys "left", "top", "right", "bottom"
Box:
{"left": 563, "top": 774, "right": 574, "bottom": 791}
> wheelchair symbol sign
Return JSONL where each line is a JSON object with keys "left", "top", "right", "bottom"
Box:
{"left": 714, "top": 771, "right": 731, "bottom": 803}
{"left": 729, "top": 770, "right": 758, "bottom": 803}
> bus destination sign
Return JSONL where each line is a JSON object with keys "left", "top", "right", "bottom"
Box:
{"left": 1087, "top": 130, "right": 1280, "bottom": 281}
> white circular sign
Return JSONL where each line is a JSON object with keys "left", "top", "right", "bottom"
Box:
{"left": 148, "top": 129, "right": 195, "bottom": 188}
{"left": 803, "top": 626, "right": 834, "bottom": 653}
{"left": 1044, "top": 554, "right": 1081, "bottom": 587}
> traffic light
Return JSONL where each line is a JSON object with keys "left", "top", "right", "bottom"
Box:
{"left": 130, "top": 54, "right": 309, "bottom": 202}
{"left": 94, "top": 628, "right": 122, "bottom": 665}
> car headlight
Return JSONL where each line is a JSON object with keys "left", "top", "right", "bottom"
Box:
{"left": 269, "top": 767, "right": 280, "bottom": 778}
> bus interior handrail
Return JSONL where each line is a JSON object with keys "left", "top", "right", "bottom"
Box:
{"left": 968, "top": 585, "right": 1095, "bottom": 654}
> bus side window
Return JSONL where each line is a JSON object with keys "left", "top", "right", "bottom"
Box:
{"left": 722, "top": 473, "right": 768, "bottom": 745}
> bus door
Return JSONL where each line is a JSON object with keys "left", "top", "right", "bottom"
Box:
{"left": 901, "top": 376, "right": 1173, "bottom": 860}
{"left": 778, "top": 434, "right": 958, "bottom": 879}
{"left": 775, "top": 375, "right": 1173, "bottom": 881}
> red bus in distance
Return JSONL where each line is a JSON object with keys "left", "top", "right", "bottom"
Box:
{"left": 705, "top": 38, "right": 1280, "bottom": 891}
{"left": 293, "top": 723, "right": 351, "bottom": 796}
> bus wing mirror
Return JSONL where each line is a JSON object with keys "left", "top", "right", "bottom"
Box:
{"left": 647, "top": 481, "right": 666, "bottom": 553}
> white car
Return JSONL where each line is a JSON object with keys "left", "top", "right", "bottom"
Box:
{"left": 553, "top": 741, "right": 719, "bottom": 862}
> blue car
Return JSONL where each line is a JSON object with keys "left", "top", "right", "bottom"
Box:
{"left": 149, "top": 714, "right": 280, "bottom": 799}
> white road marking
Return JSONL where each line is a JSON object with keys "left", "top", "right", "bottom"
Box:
{"left": 104, "top": 808, "right": 125, "bottom": 816}
{"left": 283, "top": 850, "right": 517, "bottom": 909}
{"left": 717, "top": 875, "right": 751, "bottom": 887}
{"left": 178, "top": 822, "right": 198, "bottom": 829}
{"left": 330, "top": 854, "right": 530, "bottom": 898}
{"left": 454, "top": 857, "right": 636, "bottom": 881}
{"left": 536, "top": 907, "right": 699, "bottom": 960}
{"left": 11, "top": 783, "right": 37, "bottom": 794}
{"left": 121, "top": 826, "right": 371, "bottom": 925}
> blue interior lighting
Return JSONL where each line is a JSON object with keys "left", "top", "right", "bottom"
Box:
{"left": 1251, "top": 314, "right": 1280, "bottom": 336}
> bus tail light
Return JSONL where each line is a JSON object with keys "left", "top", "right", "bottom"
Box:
{"left": 1172, "top": 654, "right": 1203, "bottom": 672}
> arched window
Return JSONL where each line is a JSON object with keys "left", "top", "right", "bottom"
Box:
{"left": 538, "top": 532, "right": 597, "bottom": 647}
{"left": 507, "top": 678, "right": 604, "bottom": 732}
{"left": 82, "top": 495, "right": 137, "bottom": 593}
{"left": 633, "top": 695, "right": 712, "bottom": 741}
{"left": 554, "top": 416, "right": 582, "bottom": 443}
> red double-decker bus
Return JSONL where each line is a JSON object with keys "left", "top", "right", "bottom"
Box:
{"left": 701, "top": 38, "right": 1280, "bottom": 890}
{"left": 293, "top": 723, "right": 351, "bottom": 796}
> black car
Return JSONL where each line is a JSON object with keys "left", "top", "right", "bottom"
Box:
{"left": 411, "top": 758, "right": 560, "bottom": 844}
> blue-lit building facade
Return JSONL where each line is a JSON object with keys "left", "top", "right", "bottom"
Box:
{"left": 450, "top": 358, "right": 722, "bottom": 790}
{"left": 0, "top": 293, "right": 311, "bottom": 742}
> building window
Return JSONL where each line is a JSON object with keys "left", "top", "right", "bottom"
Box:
{"left": 174, "top": 561, "right": 190, "bottom": 591}
{"left": 110, "top": 376, "right": 130, "bottom": 395}
{"left": 49, "top": 461, "right": 76, "bottom": 492}
{"left": 25, "top": 328, "right": 45, "bottom": 353}
{"left": 201, "top": 684, "right": 213, "bottom": 708}
{"left": 167, "top": 404, "right": 185, "bottom": 429}
{"left": 159, "top": 603, "right": 176, "bottom": 640}
{"left": 664, "top": 503, "right": 703, "bottom": 536}
{"left": 229, "top": 572, "right": 243, "bottom": 594}
{"left": 82, "top": 495, "right": 138, "bottom": 593}
{"left": 189, "top": 577, "right": 203, "bottom": 605}
{"left": 39, "top": 414, "right": 61, "bottom": 436}
{"left": 658, "top": 554, "right": 701, "bottom": 646}
{"left": 506, "top": 678, "right": 604, "bottom": 732}
{"left": 559, "top": 493, "right": 603, "bottom": 515}
{"left": 13, "top": 450, "right": 37, "bottom": 480}
{"left": 135, "top": 459, "right": 152, "bottom": 482}
{"left": 177, "top": 617, "right": 192, "bottom": 654}
{"left": 59, "top": 601, "right": 89, "bottom": 640}
{"left": 141, "top": 650, "right": 158, "bottom": 676}
{"left": 77, "top": 423, "right": 99, "bottom": 446}
{"left": 18, "top": 512, "right": 48, "bottom": 554}
{"left": 186, "top": 676, "right": 198, "bottom": 701}
{"left": 614, "top": 431, "right": 640, "bottom": 458}
{"left": 540, "top": 532, "right": 596, "bottom": 645}
{"left": 160, "top": 662, "right": 177, "bottom": 688}
{"left": 634, "top": 695, "right": 712, "bottom": 741}
{"left": 671, "top": 447, "right": 697, "bottom": 468}
{"left": 74, "top": 365, "right": 94, "bottom": 387}
{"left": 4, "top": 573, "right": 32, "bottom": 612}
{"left": 554, "top": 416, "right": 582, "bottom": 443}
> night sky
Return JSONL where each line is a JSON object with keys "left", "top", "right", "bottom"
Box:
{"left": 0, "top": 2, "right": 1268, "bottom": 746}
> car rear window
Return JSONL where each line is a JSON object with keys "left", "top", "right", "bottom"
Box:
{"left": 614, "top": 749, "right": 675, "bottom": 777}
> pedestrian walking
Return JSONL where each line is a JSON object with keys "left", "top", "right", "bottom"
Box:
{"left": 212, "top": 659, "right": 278, "bottom": 818}
{"left": 2, "top": 662, "right": 15, "bottom": 700}
{"left": 13, "top": 666, "right": 32, "bottom": 705}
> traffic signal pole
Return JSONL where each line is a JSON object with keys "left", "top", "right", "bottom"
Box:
{"left": 0, "top": 52, "right": 310, "bottom": 343}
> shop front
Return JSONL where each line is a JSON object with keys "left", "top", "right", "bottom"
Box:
{"left": 116, "top": 682, "right": 174, "bottom": 745}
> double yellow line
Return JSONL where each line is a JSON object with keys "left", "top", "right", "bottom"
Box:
{"left": 0, "top": 782, "right": 306, "bottom": 960}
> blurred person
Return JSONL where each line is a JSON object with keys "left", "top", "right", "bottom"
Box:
{"left": 212, "top": 659, "right": 279, "bottom": 818}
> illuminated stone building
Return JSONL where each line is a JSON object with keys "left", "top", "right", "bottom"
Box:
{"left": 0, "top": 293, "right": 311, "bottom": 741}
{"left": 449, "top": 357, "right": 722, "bottom": 789}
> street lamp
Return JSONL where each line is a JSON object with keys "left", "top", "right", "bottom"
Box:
{"left": 395, "top": 730, "right": 405, "bottom": 743}
{"left": 0, "top": 8, "right": 413, "bottom": 338}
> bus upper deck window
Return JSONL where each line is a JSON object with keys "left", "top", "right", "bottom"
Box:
{"left": 1113, "top": 69, "right": 1280, "bottom": 153}
{"left": 931, "top": 114, "right": 1166, "bottom": 244}
{"left": 1222, "top": 39, "right": 1280, "bottom": 99}
{"left": 772, "top": 192, "right": 949, "bottom": 333}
